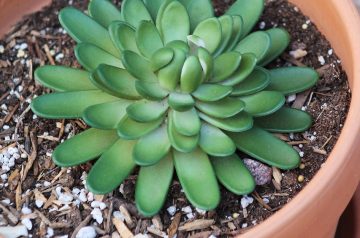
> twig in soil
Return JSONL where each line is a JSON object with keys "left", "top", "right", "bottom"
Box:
{"left": 43, "top": 44, "right": 56, "bottom": 65}
{"left": 178, "top": 219, "right": 215, "bottom": 232}
{"left": 282, "top": 54, "right": 306, "bottom": 67}
{"left": 70, "top": 214, "right": 93, "bottom": 238}
{"left": 21, "top": 130, "right": 37, "bottom": 182}
{"left": 320, "top": 135, "right": 333, "bottom": 150}
{"left": 315, "top": 108, "right": 326, "bottom": 122}
{"left": 252, "top": 192, "right": 272, "bottom": 210}
{"left": 313, "top": 147, "right": 327, "bottom": 155}
{"left": 168, "top": 213, "right": 181, "bottom": 238}
{"left": 37, "top": 134, "right": 60, "bottom": 141}
{"left": 0, "top": 142, "right": 16, "bottom": 153}
{"left": 14, "top": 104, "right": 31, "bottom": 147}
{"left": 15, "top": 183, "right": 22, "bottom": 210}
{"left": 30, "top": 30, "right": 64, "bottom": 40}
{"left": 0, "top": 202, "right": 19, "bottom": 224}
{"left": 50, "top": 168, "right": 67, "bottom": 184}
{"left": 113, "top": 217, "right": 134, "bottom": 238}
{"left": 292, "top": 89, "right": 311, "bottom": 109}
{"left": 287, "top": 140, "right": 309, "bottom": 145}
{"left": 105, "top": 200, "right": 113, "bottom": 234}
{"left": 0, "top": 138, "right": 24, "bottom": 145}
{"left": 147, "top": 226, "right": 166, "bottom": 237}
{"left": 0, "top": 91, "right": 10, "bottom": 103}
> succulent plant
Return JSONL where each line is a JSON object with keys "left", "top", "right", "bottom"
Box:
{"left": 31, "top": 0, "right": 318, "bottom": 216}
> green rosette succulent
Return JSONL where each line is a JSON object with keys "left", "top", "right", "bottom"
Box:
{"left": 31, "top": 0, "right": 318, "bottom": 216}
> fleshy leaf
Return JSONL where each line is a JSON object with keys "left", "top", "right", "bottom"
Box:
{"left": 88, "top": 0, "right": 121, "bottom": 28}
{"left": 143, "top": 0, "right": 164, "bottom": 21}
{"left": 199, "top": 123, "right": 236, "bottom": 156}
{"left": 59, "top": 7, "right": 119, "bottom": 57}
{"left": 192, "top": 84, "right": 232, "bottom": 102}
{"left": 180, "top": 56, "right": 203, "bottom": 93}
{"left": 266, "top": 67, "right": 319, "bottom": 95}
{"left": 159, "top": 1, "right": 190, "bottom": 43}
{"left": 255, "top": 107, "right": 312, "bottom": 132}
{"left": 121, "top": 0, "right": 152, "bottom": 28}
{"left": 117, "top": 115, "right": 163, "bottom": 140}
{"left": 83, "top": 100, "right": 132, "bottom": 129}
{"left": 109, "top": 21, "right": 139, "bottom": 53}
{"left": 133, "top": 125, "right": 171, "bottom": 166}
{"left": 168, "top": 111, "right": 199, "bottom": 152}
{"left": 186, "top": 0, "right": 214, "bottom": 31}
{"left": 235, "top": 31, "right": 271, "bottom": 63}
{"left": 52, "top": 129, "right": 118, "bottom": 167}
{"left": 135, "top": 80, "right": 169, "bottom": 101}
{"left": 260, "top": 28, "right": 290, "bottom": 66}
{"left": 199, "top": 112, "right": 253, "bottom": 132}
{"left": 158, "top": 48, "right": 187, "bottom": 91}
{"left": 75, "top": 43, "right": 124, "bottom": 71}
{"left": 226, "top": 0, "right": 264, "bottom": 37}
{"left": 168, "top": 92, "right": 195, "bottom": 112}
{"left": 211, "top": 154, "right": 255, "bottom": 195}
{"left": 92, "top": 64, "right": 141, "bottom": 99}
{"left": 173, "top": 148, "right": 220, "bottom": 210}
{"left": 231, "top": 67, "right": 270, "bottom": 96}
{"left": 172, "top": 108, "right": 201, "bottom": 136}
{"left": 240, "top": 91, "right": 285, "bottom": 117}
{"left": 211, "top": 52, "right": 242, "bottom": 83}
{"left": 193, "top": 17, "right": 222, "bottom": 53}
{"left": 121, "top": 50, "right": 157, "bottom": 81}
{"left": 220, "top": 53, "right": 257, "bottom": 86}
{"left": 228, "top": 127, "right": 300, "bottom": 169}
{"left": 225, "top": 15, "right": 244, "bottom": 51}
{"left": 87, "top": 139, "right": 136, "bottom": 194}
{"left": 167, "top": 40, "right": 190, "bottom": 53}
{"left": 197, "top": 47, "right": 213, "bottom": 81}
{"left": 136, "top": 20, "right": 164, "bottom": 59}
{"left": 31, "top": 90, "right": 118, "bottom": 119}
{"left": 214, "top": 15, "right": 233, "bottom": 56}
{"left": 126, "top": 100, "right": 168, "bottom": 122}
{"left": 136, "top": 154, "right": 174, "bottom": 216}
{"left": 150, "top": 47, "right": 175, "bottom": 72}
{"left": 196, "top": 97, "right": 245, "bottom": 119}
{"left": 34, "top": 66, "right": 96, "bottom": 92}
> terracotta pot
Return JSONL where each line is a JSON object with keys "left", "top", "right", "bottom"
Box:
{"left": 0, "top": 0, "right": 359, "bottom": 237}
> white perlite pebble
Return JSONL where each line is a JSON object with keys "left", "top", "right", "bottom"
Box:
{"left": 302, "top": 23, "right": 308, "bottom": 30}
{"left": 328, "top": 49, "right": 333, "bottom": 56}
{"left": 181, "top": 206, "right": 192, "bottom": 214}
{"left": 286, "top": 94, "right": 297, "bottom": 103}
{"left": 76, "top": 226, "right": 97, "bottom": 238}
{"left": 259, "top": 21, "right": 266, "bottom": 29}
{"left": 240, "top": 196, "right": 254, "bottom": 209}
{"left": 21, "top": 206, "right": 32, "bottom": 215}
{"left": 318, "top": 55, "right": 326, "bottom": 65}
{"left": 21, "top": 218, "right": 33, "bottom": 230}
{"left": 35, "top": 200, "right": 44, "bottom": 208}
{"left": 0, "top": 45, "right": 4, "bottom": 54}
{"left": 55, "top": 53, "right": 64, "bottom": 62}
{"left": 91, "top": 208, "right": 103, "bottom": 224}
{"left": 46, "top": 227, "right": 54, "bottom": 238}
{"left": 113, "top": 211, "right": 126, "bottom": 221}
{"left": 167, "top": 206, "right": 176, "bottom": 216}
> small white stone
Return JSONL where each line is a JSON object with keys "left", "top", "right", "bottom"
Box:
{"left": 167, "top": 206, "right": 176, "bottom": 216}
{"left": 259, "top": 21, "right": 266, "bottom": 29}
{"left": 76, "top": 226, "right": 96, "bottom": 238}
{"left": 0, "top": 45, "right": 4, "bottom": 54}
{"left": 1, "top": 174, "right": 8, "bottom": 180}
{"left": 87, "top": 192, "right": 94, "bottom": 202}
{"left": 1, "top": 199, "right": 10, "bottom": 205}
{"left": 328, "top": 49, "right": 333, "bottom": 56}
{"left": 241, "top": 196, "right": 254, "bottom": 209}
{"left": 113, "top": 211, "right": 125, "bottom": 221}
{"left": 302, "top": 23, "right": 308, "bottom": 30}
{"left": 55, "top": 53, "right": 64, "bottom": 62}
{"left": 91, "top": 208, "right": 103, "bottom": 224}
{"left": 21, "top": 218, "right": 33, "bottom": 230}
{"left": 318, "top": 55, "right": 326, "bottom": 65}
{"left": 43, "top": 181, "right": 51, "bottom": 187}
{"left": 263, "top": 198, "right": 270, "bottom": 204}
{"left": 241, "top": 223, "right": 248, "bottom": 228}
{"left": 195, "top": 208, "right": 206, "bottom": 215}
{"left": 289, "top": 49, "right": 307, "bottom": 59}
{"left": 21, "top": 206, "right": 32, "bottom": 215}
{"left": 32, "top": 115, "right": 38, "bottom": 120}
{"left": 299, "top": 151, "right": 304, "bottom": 158}
{"left": 17, "top": 49, "right": 25, "bottom": 58}
{"left": 58, "top": 193, "right": 74, "bottom": 203}
{"left": 78, "top": 191, "right": 87, "bottom": 202}
{"left": 35, "top": 200, "right": 44, "bottom": 208}
{"left": 186, "top": 213, "right": 195, "bottom": 219}
{"left": 2, "top": 125, "right": 9, "bottom": 130}
{"left": 4, "top": 136, "right": 10, "bottom": 141}
{"left": 286, "top": 94, "right": 297, "bottom": 103}
{"left": 20, "top": 43, "right": 28, "bottom": 50}
{"left": 46, "top": 227, "right": 54, "bottom": 238}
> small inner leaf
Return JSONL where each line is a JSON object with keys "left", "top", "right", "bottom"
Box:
{"left": 234, "top": 31, "right": 271, "bottom": 63}
{"left": 121, "top": 0, "right": 153, "bottom": 28}
{"left": 136, "top": 20, "right": 164, "bottom": 59}
{"left": 225, "top": 15, "right": 244, "bottom": 51}
{"left": 196, "top": 97, "right": 245, "bottom": 119}
{"left": 180, "top": 56, "right": 203, "bottom": 93}
{"left": 193, "top": 17, "right": 222, "bottom": 53}
{"left": 151, "top": 47, "right": 175, "bottom": 72}
{"left": 197, "top": 47, "right": 213, "bottom": 81}
{"left": 214, "top": 15, "right": 233, "bottom": 56}
{"left": 172, "top": 108, "right": 201, "bottom": 136}
{"left": 186, "top": 0, "right": 214, "bottom": 31}
{"left": 199, "top": 111, "right": 253, "bottom": 132}
{"left": 211, "top": 51, "right": 242, "bottom": 83}
{"left": 192, "top": 84, "right": 232, "bottom": 102}
{"left": 109, "top": 21, "right": 139, "bottom": 53}
{"left": 117, "top": 115, "right": 163, "bottom": 140}
{"left": 240, "top": 91, "right": 285, "bottom": 117}
{"left": 231, "top": 67, "right": 270, "bottom": 96}
{"left": 121, "top": 50, "right": 157, "bottom": 81}
{"left": 126, "top": 100, "right": 168, "bottom": 123}
{"left": 135, "top": 80, "right": 169, "bottom": 101}
{"left": 168, "top": 92, "right": 195, "bottom": 112}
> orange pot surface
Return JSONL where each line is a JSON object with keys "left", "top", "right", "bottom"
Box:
{"left": 0, "top": 0, "right": 359, "bottom": 238}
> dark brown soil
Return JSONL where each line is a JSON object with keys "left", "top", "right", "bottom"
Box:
{"left": 0, "top": 0, "right": 350, "bottom": 237}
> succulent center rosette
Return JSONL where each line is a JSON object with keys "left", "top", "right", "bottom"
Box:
{"left": 31, "top": 0, "right": 318, "bottom": 216}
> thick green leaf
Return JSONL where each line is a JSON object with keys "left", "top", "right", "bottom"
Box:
{"left": 173, "top": 148, "right": 220, "bottom": 210}
{"left": 126, "top": 100, "right": 168, "bottom": 122}
{"left": 158, "top": 49, "right": 187, "bottom": 91}
{"left": 135, "top": 80, "right": 169, "bottom": 101}
{"left": 196, "top": 97, "right": 245, "bottom": 118}
{"left": 83, "top": 100, "right": 132, "bottom": 129}
{"left": 151, "top": 47, "right": 175, "bottom": 72}
{"left": 31, "top": 91, "right": 119, "bottom": 119}
{"left": 121, "top": 50, "right": 157, "bottom": 81}
{"left": 235, "top": 31, "right": 271, "bottom": 63}
{"left": 199, "top": 123, "right": 236, "bottom": 156}
{"left": 159, "top": 1, "right": 190, "bottom": 43}
{"left": 143, "top": 0, "right": 164, "bottom": 21}
{"left": 92, "top": 64, "right": 141, "bottom": 99}
{"left": 267, "top": 67, "right": 319, "bottom": 95}
{"left": 199, "top": 111, "right": 253, "bottom": 132}
{"left": 34, "top": 66, "right": 96, "bottom": 92}
{"left": 228, "top": 127, "right": 300, "bottom": 169}
{"left": 133, "top": 125, "right": 171, "bottom": 166}
{"left": 211, "top": 154, "right": 255, "bottom": 195}
{"left": 88, "top": 0, "right": 121, "bottom": 28}
{"left": 117, "top": 115, "right": 163, "bottom": 140}
{"left": 75, "top": 43, "right": 124, "bottom": 71}
{"left": 136, "top": 21, "right": 164, "bottom": 59}
{"left": 136, "top": 154, "right": 174, "bottom": 216}
{"left": 172, "top": 108, "right": 201, "bottom": 136}
{"left": 109, "top": 21, "right": 139, "bottom": 53}
{"left": 197, "top": 47, "right": 213, "bottom": 81}
{"left": 240, "top": 91, "right": 285, "bottom": 117}
{"left": 225, "top": 15, "right": 244, "bottom": 51}
{"left": 226, "top": 0, "right": 264, "bottom": 36}
{"left": 255, "top": 107, "right": 312, "bottom": 132}
{"left": 87, "top": 139, "right": 136, "bottom": 194}
{"left": 59, "top": 7, "right": 119, "bottom": 57}
{"left": 52, "top": 129, "right": 118, "bottom": 167}
{"left": 121, "top": 0, "right": 152, "bottom": 28}
{"left": 260, "top": 28, "right": 290, "bottom": 66}
{"left": 220, "top": 53, "right": 257, "bottom": 86}
{"left": 186, "top": 0, "right": 214, "bottom": 31}
{"left": 232, "top": 67, "right": 270, "bottom": 96}
{"left": 187, "top": 35, "right": 206, "bottom": 54}
{"left": 156, "top": 0, "right": 176, "bottom": 36}
{"left": 168, "top": 111, "right": 199, "bottom": 152}
{"left": 193, "top": 17, "right": 222, "bottom": 53}
{"left": 167, "top": 40, "right": 190, "bottom": 53}
{"left": 168, "top": 92, "right": 195, "bottom": 112}
{"left": 180, "top": 56, "right": 203, "bottom": 93}
{"left": 192, "top": 84, "right": 232, "bottom": 102}
{"left": 214, "top": 15, "right": 233, "bottom": 56}
{"left": 211, "top": 52, "right": 242, "bottom": 82}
